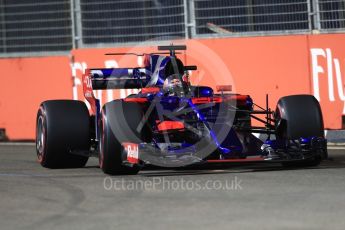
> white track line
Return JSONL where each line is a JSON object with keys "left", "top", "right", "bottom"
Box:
{"left": 0, "top": 142, "right": 35, "bottom": 146}
{"left": 327, "top": 146, "right": 345, "bottom": 150}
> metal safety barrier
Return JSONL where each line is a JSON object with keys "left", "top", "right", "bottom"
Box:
{"left": 0, "top": 0, "right": 72, "bottom": 55}
{"left": 317, "top": 0, "right": 345, "bottom": 30}
{"left": 0, "top": 0, "right": 344, "bottom": 56}
{"left": 191, "top": 0, "right": 310, "bottom": 36}
{"left": 79, "top": 0, "right": 186, "bottom": 46}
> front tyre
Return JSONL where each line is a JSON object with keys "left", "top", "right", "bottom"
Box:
{"left": 275, "top": 95, "right": 325, "bottom": 167}
{"left": 99, "top": 100, "right": 150, "bottom": 175}
{"left": 275, "top": 95, "right": 324, "bottom": 140}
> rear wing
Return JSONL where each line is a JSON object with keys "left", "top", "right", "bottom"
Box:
{"left": 82, "top": 67, "right": 152, "bottom": 114}
{"left": 82, "top": 45, "right": 197, "bottom": 114}
{"left": 158, "top": 45, "right": 186, "bottom": 56}
{"left": 88, "top": 68, "right": 150, "bottom": 90}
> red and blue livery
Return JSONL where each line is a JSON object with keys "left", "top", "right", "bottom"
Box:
{"left": 36, "top": 45, "right": 327, "bottom": 174}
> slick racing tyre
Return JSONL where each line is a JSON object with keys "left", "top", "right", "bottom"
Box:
{"left": 275, "top": 94, "right": 324, "bottom": 140}
{"left": 275, "top": 95, "right": 324, "bottom": 167}
{"left": 36, "top": 100, "right": 90, "bottom": 168}
{"left": 99, "top": 100, "right": 150, "bottom": 175}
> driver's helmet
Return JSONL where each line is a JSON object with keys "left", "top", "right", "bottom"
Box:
{"left": 163, "top": 74, "right": 184, "bottom": 96}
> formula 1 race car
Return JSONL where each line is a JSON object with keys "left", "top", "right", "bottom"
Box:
{"left": 36, "top": 45, "right": 327, "bottom": 175}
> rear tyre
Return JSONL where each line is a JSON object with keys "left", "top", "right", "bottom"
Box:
{"left": 99, "top": 100, "right": 150, "bottom": 175}
{"left": 36, "top": 100, "right": 90, "bottom": 168}
{"left": 275, "top": 95, "right": 324, "bottom": 167}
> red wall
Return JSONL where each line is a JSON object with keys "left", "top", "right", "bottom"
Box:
{"left": 1, "top": 34, "right": 344, "bottom": 140}
{"left": 0, "top": 56, "right": 72, "bottom": 139}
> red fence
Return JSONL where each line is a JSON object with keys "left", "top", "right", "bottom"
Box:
{"left": 1, "top": 34, "right": 344, "bottom": 140}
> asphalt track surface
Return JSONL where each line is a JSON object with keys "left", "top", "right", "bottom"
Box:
{"left": 1, "top": 144, "right": 345, "bottom": 230}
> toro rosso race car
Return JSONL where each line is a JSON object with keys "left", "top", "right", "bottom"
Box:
{"left": 36, "top": 45, "right": 327, "bottom": 175}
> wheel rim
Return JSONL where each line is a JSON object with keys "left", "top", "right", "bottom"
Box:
{"left": 36, "top": 115, "right": 45, "bottom": 162}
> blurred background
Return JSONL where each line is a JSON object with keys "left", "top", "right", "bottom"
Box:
{"left": 0, "top": 0, "right": 344, "bottom": 140}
